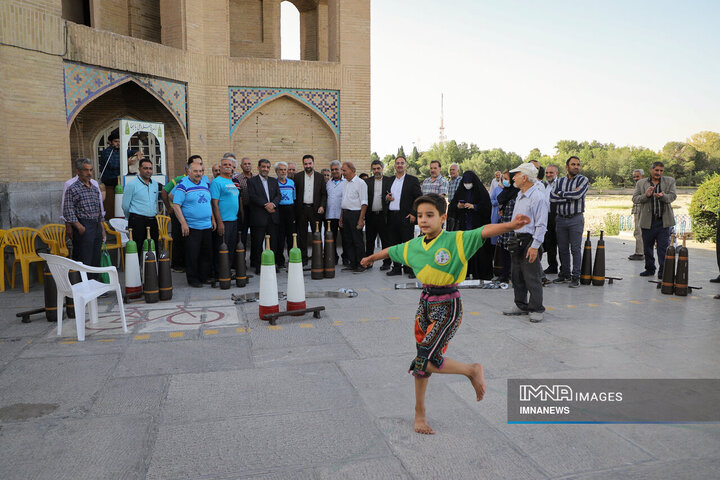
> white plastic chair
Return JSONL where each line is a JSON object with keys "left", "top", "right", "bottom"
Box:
{"left": 108, "top": 218, "right": 129, "bottom": 245}
{"left": 39, "top": 253, "right": 127, "bottom": 342}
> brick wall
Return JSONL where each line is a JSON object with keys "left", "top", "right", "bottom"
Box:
{"left": 1, "top": 0, "right": 370, "bottom": 185}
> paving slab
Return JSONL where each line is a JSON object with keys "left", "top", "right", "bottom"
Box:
{"left": 162, "top": 363, "right": 361, "bottom": 424}
{"left": 146, "top": 408, "right": 391, "bottom": 479}
{"left": 0, "top": 415, "right": 150, "bottom": 480}
{"left": 114, "top": 337, "right": 253, "bottom": 377}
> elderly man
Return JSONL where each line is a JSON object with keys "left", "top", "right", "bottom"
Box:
{"left": 550, "top": 156, "right": 589, "bottom": 288}
{"left": 210, "top": 156, "right": 240, "bottom": 273}
{"left": 247, "top": 159, "right": 281, "bottom": 274}
{"left": 365, "top": 159, "right": 392, "bottom": 270}
{"left": 633, "top": 161, "right": 676, "bottom": 278}
{"left": 385, "top": 156, "right": 422, "bottom": 278}
{"left": 274, "top": 161, "right": 296, "bottom": 268}
{"left": 173, "top": 160, "right": 215, "bottom": 287}
{"left": 421, "top": 160, "right": 449, "bottom": 197}
{"left": 324, "top": 160, "right": 346, "bottom": 265}
{"left": 503, "top": 163, "right": 548, "bottom": 323}
{"left": 122, "top": 157, "right": 161, "bottom": 259}
{"left": 61, "top": 165, "right": 105, "bottom": 242}
{"left": 63, "top": 158, "right": 106, "bottom": 268}
{"left": 489, "top": 171, "right": 502, "bottom": 192}
{"left": 339, "top": 161, "right": 368, "bottom": 272}
{"left": 287, "top": 162, "right": 298, "bottom": 179}
{"left": 628, "top": 169, "right": 646, "bottom": 261}
{"left": 542, "top": 164, "right": 560, "bottom": 274}
{"left": 294, "top": 154, "right": 327, "bottom": 264}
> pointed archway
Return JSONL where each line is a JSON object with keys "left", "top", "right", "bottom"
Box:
{"left": 69, "top": 81, "right": 188, "bottom": 179}
{"left": 230, "top": 94, "right": 338, "bottom": 168}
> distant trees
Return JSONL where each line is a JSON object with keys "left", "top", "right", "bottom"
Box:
{"left": 373, "top": 131, "right": 720, "bottom": 186}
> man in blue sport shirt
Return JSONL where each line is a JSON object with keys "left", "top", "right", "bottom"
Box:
{"left": 210, "top": 155, "right": 240, "bottom": 274}
{"left": 122, "top": 158, "right": 161, "bottom": 264}
{"left": 173, "top": 160, "right": 216, "bottom": 287}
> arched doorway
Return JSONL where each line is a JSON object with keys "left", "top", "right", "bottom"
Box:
{"left": 69, "top": 81, "right": 187, "bottom": 216}
{"left": 231, "top": 94, "right": 338, "bottom": 169}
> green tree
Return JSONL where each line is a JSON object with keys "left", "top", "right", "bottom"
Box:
{"left": 689, "top": 174, "right": 720, "bottom": 243}
{"left": 592, "top": 176, "right": 613, "bottom": 193}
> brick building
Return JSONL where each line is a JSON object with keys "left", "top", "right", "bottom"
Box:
{"left": 0, "top": 0, "right": 370, "bottom": 227}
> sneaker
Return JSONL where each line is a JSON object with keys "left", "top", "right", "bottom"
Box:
{"left": 569, "top": 278, "right": 580, "bottom": 288}
{"left": 171, "top": 266, "right": 185, "bottom": 273}
{"left": 543, "top": 267, "right": 558, "bottom": 274}
{"left": 408, "top": 272, "right": 416, "bottom": 279}
{"left": 386, "top": 269, "right": 402, "bottom": 276}
{"left": 341, "top": 266, "right": 355, "bottom": 271}
{"left": 628, "top": 254, "right": 644, "bottom": 261}
{"left": 352, "top": 267, "right": 366, "bottom": 273}
{"left": 710, "top": 276, "right": 720, "bottom": 283}
{"left": 503, "top": 307, "right": 528, "bottom": 316}
{"left": 552, "top": 276, "right": 570, "bottom": 284}
{"left": 379, "top": 264, "right": 391, "bottom": 271}
{"left": 189, "top": 282, "right": 202, "bottom": 288}
{"left": 639, "top": 270, "right": 655, "bottom": 277}
{"left": 529, "top": 311, "right": 544, "bottom": 323}
{"left": 542, "top": 277, "right": 552, "bottom": 286}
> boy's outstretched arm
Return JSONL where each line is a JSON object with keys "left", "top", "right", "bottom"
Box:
{"left": 480, "top": 214, "right": 531, "bottom": 238}
{"left": 360, "top": 247, "right": 390, "bottom": 268}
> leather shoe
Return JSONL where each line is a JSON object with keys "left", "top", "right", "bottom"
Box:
{"left": 407, "top": 272, "right": 416, "bottom": 279}
{"left": 710, "top": 276, "right": 720, "bottom": 283}
{"left": 628, "top": 254, "right": 644, "bottom": 261}
{"left": 353, "top": 267, "right": 366, "bottom": 273}
{"left": 639, "top": 270, "right": 655, "bottom": 277}
{"left": 543, "top": 267, "right": 558, "bottom": 274}
{"left": 189, "top": 282, "right": 202, "bottom": 288}
{"left": 379, "top": 264, "right": 391, "bottom": 271}
{"left": 341, "top": 266, "right": 354, "bottom": 271}
{"left": 386, "top": 269, "right": 402, "bottom": 276}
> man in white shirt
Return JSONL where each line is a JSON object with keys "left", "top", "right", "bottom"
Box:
{"left": 293, "top": 154, "right": 327, "bottom": 264}
{"left": 385, "top": 156, "right": 422, "bottom": 278}
{"left": 339, "top": 161, "right": 368, "bottom": 272}
{"left": 325, "top": 160, "right": 347, "bottom": 265}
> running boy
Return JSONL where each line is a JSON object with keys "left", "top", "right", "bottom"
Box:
{"left": 360, "top": 193, "right": 530, "bottom": 434}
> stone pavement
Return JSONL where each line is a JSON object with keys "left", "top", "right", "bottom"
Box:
{"left": 0, "top": 237, "right": 719, "bottom": 479}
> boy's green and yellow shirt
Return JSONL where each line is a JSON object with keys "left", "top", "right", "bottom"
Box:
{"left": 388, "top": 228, "right": 485, "bottom": 286}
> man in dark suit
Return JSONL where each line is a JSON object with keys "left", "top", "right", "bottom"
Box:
{"left": 247, "top": 158, "right": 281, "bottom": 274}
{"left": 293, "top": 154, "right": 327, "bottom": 264}
{"left": 385, "top": 156, "right": 422, "bottom": 278}
{"left": 365, "top": 159, "right": 393, "bottom": 270}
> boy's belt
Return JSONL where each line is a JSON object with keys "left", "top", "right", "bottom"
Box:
{"left": 422, "top": 285, "right": 458, "bottom": 296}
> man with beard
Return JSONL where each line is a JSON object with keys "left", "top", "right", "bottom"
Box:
{"left": 293, "top": 154, "right": 327, "bottom": 264}
{"left": 385, "top": 156, "right": 422, "bottom": 278}
{"left": 365, "top": 159, "right": 392, "bottom": 270}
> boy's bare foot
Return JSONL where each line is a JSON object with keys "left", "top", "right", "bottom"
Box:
{"left": 414, "top": 413, "right": 435, "bottom": 435}
{"left": 469, "top": 363, "right": 486, "bottom": 401}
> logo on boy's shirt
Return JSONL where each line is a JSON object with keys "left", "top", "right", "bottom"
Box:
{"left": 434, "top": 248, "right": 451, "bottom": 266}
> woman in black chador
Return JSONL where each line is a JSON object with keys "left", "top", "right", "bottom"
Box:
{"left": 448, "top": 171, "right": 493, "bottom": 280}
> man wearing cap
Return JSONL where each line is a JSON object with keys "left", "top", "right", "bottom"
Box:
{"left": 502, "top": 163, "right": 548, "bottom": 323}
{"left": 550, "top": 156, "right": 589, "bottom": 288}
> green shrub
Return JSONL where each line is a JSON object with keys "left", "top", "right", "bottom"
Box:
{"left": 592, "top": 176, "right": 613, "bottom": 193}
{"left": 603, "top": 212, "right": 620, "bottom": 236}
{"left": 689, "top": 174, "right": 720, "bottom": 243}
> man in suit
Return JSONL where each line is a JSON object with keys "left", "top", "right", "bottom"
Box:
{"left": 365, "top": 159, "right": 392, "bottom": 270}
{"left": 632, "top": 161, "right": 676, "bottom": 278}
{"left": 294, "top": 154, "right": 327, "bottom": 264}
{"left": 385, "top": 156, "right": 422, "bottom": 278}
{"left": 248, "top": 158, "right": 281, "bottom": 274}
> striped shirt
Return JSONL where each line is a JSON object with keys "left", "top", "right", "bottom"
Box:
{"left": 63, "top": 179, "right": 104, "bottom": 224}
{"left": 549, "top": 174, "right": 589, "bottom": 216}
{"left": 421, "top": 175, "right": 449, "bottom": 196}
{"left": 447, "top": 176, "right": 462, "bottom": 202}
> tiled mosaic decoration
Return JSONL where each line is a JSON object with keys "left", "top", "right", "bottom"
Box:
{"left": 229, "top": 87, "right": 340, "bottom": 136}
{"left": 63, "top": 62, "right": 187, "bottom": 131}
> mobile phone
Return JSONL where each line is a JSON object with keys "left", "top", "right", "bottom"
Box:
{"left": 458, "top": 200, "right": 466, "bottom": 204}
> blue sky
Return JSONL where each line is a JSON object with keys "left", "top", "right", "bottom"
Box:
{"left": 369, "top": 0, "right": 720, "bottom": 157}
